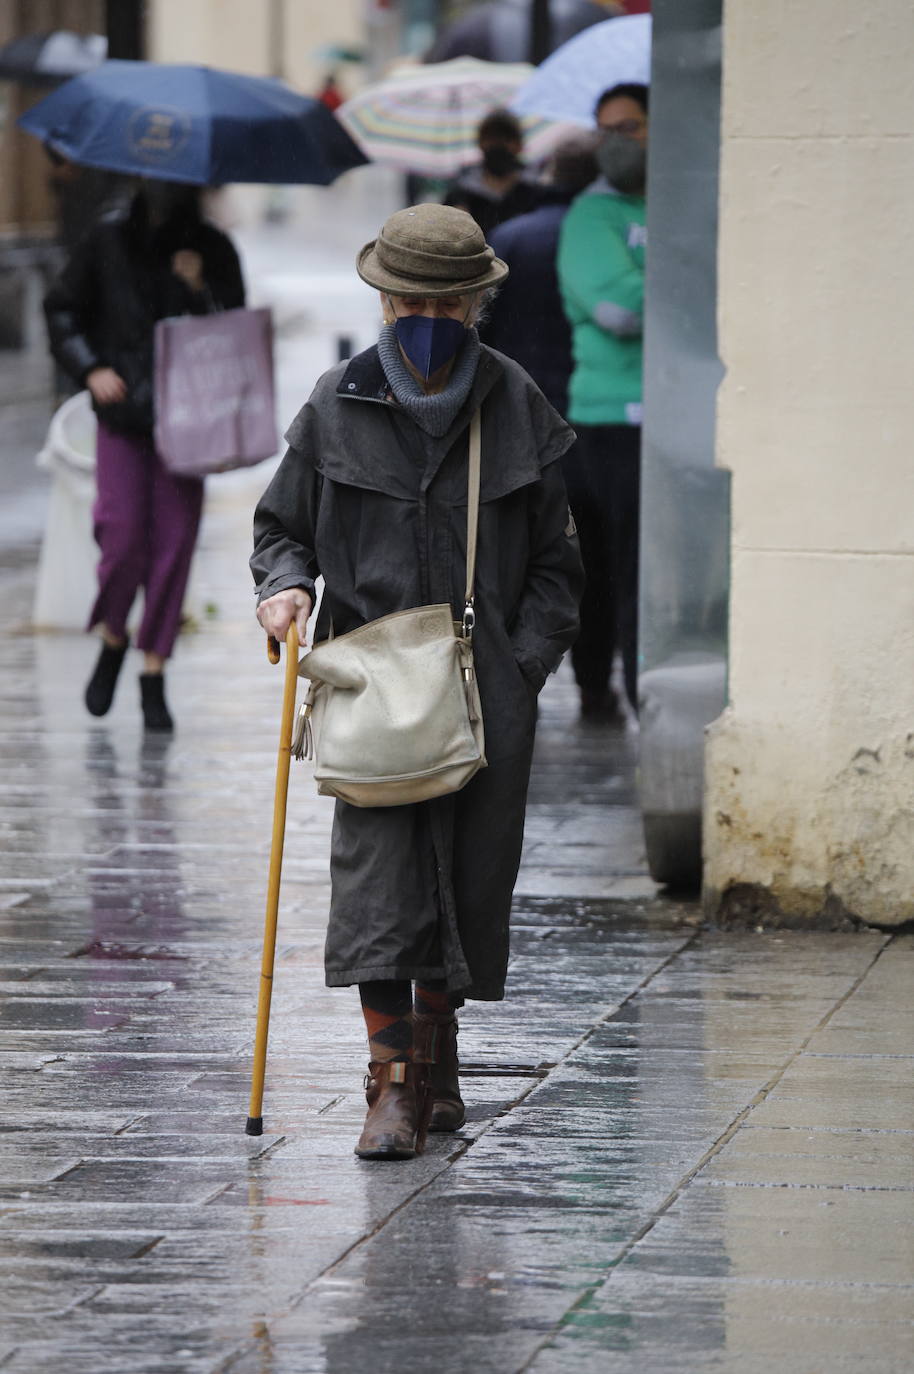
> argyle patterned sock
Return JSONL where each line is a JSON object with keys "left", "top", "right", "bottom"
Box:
{"left": 359, "top": 980, "right": 413, "bottom": 1063}
{"left": 414, "top": 981, "right": 453, "bottom": 1017}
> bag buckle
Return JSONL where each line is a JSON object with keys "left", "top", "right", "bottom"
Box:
{"left": 461, "top": 600, "right": 476, "bottom": 638}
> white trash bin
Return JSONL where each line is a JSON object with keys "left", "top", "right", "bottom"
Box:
{"left": 33, "top": 391, "right": 98, "bottom": 631}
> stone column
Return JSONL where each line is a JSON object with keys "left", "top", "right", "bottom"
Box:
{"left": 704, "top": 0, "right": 914, "bottom": 927}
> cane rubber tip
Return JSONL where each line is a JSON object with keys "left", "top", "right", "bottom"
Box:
{"left": 245, "top": 1116, "right": 264, "bottom": 1136}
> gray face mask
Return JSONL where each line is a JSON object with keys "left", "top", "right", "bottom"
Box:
{"left": 595, "top": 132, "right": 647, "bottom": 194}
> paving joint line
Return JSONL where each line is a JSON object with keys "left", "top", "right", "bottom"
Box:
{"left": 516, "top": 931, "right": 896, "bottom": 1373}
{"left": 49, "top": 1160, "right": 88, "bottom": 1183}
{"left": 254, "top": 1135, "right": 288, "bottom": 1159}
{"left": 60, "top": 1283, "right": 107, "bottom": 1317}
{"left": 113, "top": 1114, "right": 146, "bottom": 1136}
{"left": 701, "top": 1178, "right": 914, "bottom": 1192}
{"left": 219, "top": 925, "right": 701, "bottom": 1370}
{"left": 761, "top": 1124, "right": 914, "bottom": 1136}
{"left": 316, "top": 1095, "right": 345, "bottom": 1116}
{"left": 129, "top": 1235, "right": 164, "bottom": 1260}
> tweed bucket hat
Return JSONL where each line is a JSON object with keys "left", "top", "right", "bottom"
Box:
{"left": 357, "top": 203, "right": 508, "bottom": 297}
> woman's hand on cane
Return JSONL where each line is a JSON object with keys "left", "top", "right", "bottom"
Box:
{"left": 257, "top": 588, "right": 313, "bottom": 646}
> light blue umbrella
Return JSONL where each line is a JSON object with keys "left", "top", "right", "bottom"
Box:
{"left": 511, "top": 13, "right": 651, "bottom": 127}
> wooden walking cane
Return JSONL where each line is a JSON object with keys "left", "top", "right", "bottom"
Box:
{"left": 246, "top": 622, "right": 300, "bottom": 1136}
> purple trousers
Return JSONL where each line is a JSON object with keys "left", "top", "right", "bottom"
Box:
{"left": 88, "top": 423, "right": 204, "bottom": 660}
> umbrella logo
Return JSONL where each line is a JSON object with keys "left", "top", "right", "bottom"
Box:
{"left": 126, "top": 104, "right": 192, "bottom": 165}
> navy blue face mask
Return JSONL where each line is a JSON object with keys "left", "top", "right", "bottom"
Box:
{"left": 393, "top": 312, "right": 467, "bottom": 380}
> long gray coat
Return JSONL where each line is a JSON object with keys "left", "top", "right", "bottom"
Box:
{"left": 251, "top": 343, "right": 583, "bottom": 1000}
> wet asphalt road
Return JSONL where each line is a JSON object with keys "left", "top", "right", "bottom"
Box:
{"left": 0, "top": 479, "right": 912, "bottom": 1374}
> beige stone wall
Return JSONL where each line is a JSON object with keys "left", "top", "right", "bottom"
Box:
{"left": 148, "top": 0, "right": 366, "bottom": 98}
{"left": 704, "top": 0, "right": 914, "bottom": 926}
{"left": 0, "top": 0, "right": 105, "bottom": 234}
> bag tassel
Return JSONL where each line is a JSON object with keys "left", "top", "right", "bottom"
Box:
{"left": 463, "top": 661, "right": 480, "bottom": 724}
{"left": 292, "top": 681, "right": 319, "bottom": 761}
{"left": 291, "top": 700, "right": 313, "bottom": 761}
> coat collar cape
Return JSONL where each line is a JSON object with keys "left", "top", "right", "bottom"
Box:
{"left": 316, "top": 342, "right": 551, "bottom": 503}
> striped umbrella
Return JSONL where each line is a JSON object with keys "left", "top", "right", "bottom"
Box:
{"left": 337, "top": 57, "right": 567, "bottom": 177}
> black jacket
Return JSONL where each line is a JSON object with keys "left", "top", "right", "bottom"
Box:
{"left": 482, "top": 191, "right": 575, "bottom": 415}
{"left": 443, "top": 166, "right": 545, "bottom": 238}
{"left": 44, "top": 195, "right": 245, "bottom": 436}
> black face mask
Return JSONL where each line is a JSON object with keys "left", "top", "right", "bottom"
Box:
{"left": 141, "top": 180, "right": 199, "bottom": 223}
{"left": 482, "top": 145, "right": 521, "bottom": 177}
{"left": 595, "top": 133, "right": 647, "bottom": 194}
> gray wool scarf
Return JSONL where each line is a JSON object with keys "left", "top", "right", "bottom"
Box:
{"left": 377, "top": 323, "right": 481, "bottom": 437}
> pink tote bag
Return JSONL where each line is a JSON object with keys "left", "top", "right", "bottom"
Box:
{"left": 154, "top": 306, "right": 278, "bottom": 476}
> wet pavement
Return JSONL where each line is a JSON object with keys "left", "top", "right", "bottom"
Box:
{"left": 2, "top": 506, "right": 912, "bottom": 1374}
{"left": 2, "top": 189, "right": 913, "bottom": 1373}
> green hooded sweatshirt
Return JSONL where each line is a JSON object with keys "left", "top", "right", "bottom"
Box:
{"left": 557, "top": 181, "right": 646, "bottom": 427}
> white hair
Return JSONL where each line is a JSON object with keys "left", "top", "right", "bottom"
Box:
{"left": 379, "top": 288, "right": 496, "bottom": 327}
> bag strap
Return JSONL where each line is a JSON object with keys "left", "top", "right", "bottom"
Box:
{"left": 463, "top": 407, "right": 481, "bottom": 637}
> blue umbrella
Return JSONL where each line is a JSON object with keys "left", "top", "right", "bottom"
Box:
{"left": 17, "top": 60, "right": 369, "bottom": 184}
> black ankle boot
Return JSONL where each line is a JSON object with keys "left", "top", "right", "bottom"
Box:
{"left": 139, "top": 674, "right": 174, "bottom": 732}
{"left": 85, "top": 639, "right": 129, "bottom": 717}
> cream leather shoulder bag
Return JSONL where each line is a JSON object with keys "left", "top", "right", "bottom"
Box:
{"left": 291, "top": 408, "right": 486, "bottom": 808}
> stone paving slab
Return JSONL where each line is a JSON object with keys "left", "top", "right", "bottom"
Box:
{"left": 534, "top": 1273, "right": 914, "bottom": 1374}
{"left": 617, "top": 1186, "right": 914, "bottom": 1287}
{"left": 699, "top": 1125, "right": 914, "bottom": 1189}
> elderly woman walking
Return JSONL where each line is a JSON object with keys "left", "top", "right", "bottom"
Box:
{"left": 252, "top": 204, "right": 583, "bottom": 1160}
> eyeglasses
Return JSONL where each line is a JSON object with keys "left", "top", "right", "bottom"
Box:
{"left": 598, "top": 118, "right": 646, "bottom": 136}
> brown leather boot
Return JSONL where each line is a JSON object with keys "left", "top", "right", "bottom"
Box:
{"left": 355, "top": 1061, "right": 431, "bottom": 1161}
{"left": 414, "top": 1013, "right": 466, "bottom": 1133}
